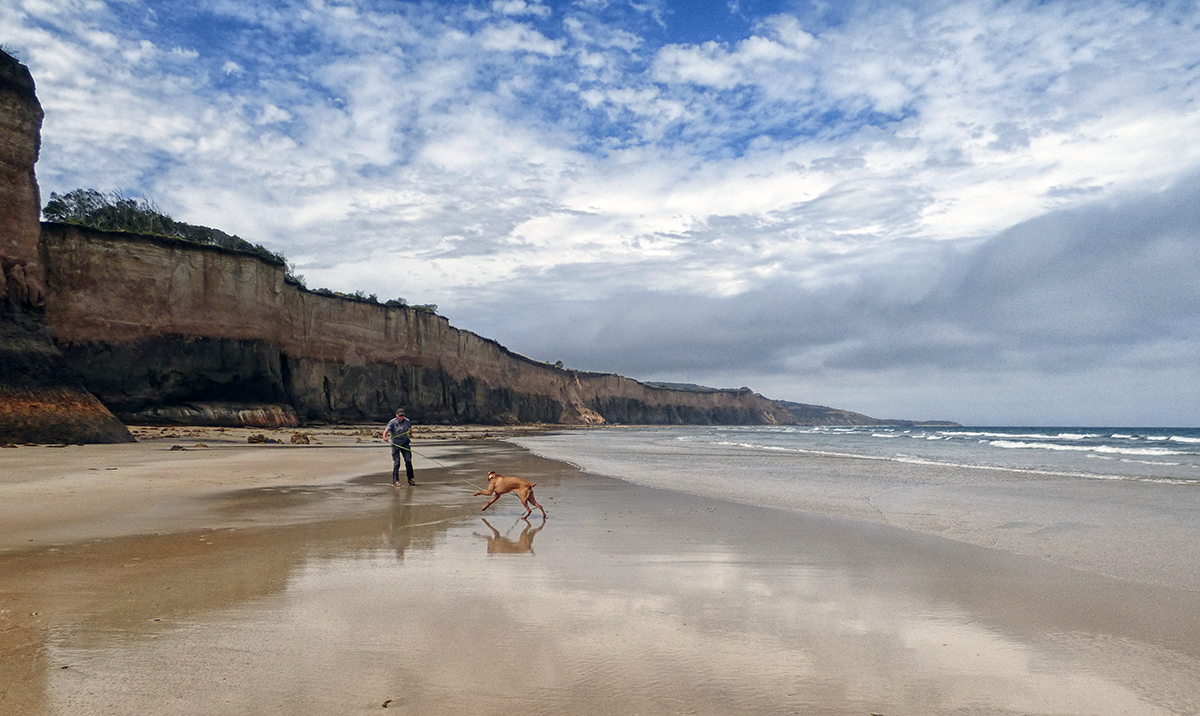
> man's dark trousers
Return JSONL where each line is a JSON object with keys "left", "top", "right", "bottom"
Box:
{"left": 392, "top": 441, "right": 414, "bottom": 484}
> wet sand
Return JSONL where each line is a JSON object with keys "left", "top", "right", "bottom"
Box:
{"left": 2, "top": 428, "right": 1199, "bottom": 715}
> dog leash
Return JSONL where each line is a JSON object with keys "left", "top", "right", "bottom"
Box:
{"left": 380, "top": 439, "right": 488, "bottom": 491}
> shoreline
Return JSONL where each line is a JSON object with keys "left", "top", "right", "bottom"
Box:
{"left": 2, "top": 428, "right": 1199, "bottom": 714}
{"left": 511, "top": 427, "right": 1200, "bottom": 593}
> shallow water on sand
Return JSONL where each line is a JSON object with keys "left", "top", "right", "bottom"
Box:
{"left": 4, "top": 440, "right": 1200, "bottom": 715}
{"left": 513, "top": 427, "right": 1200, "bottom": 592}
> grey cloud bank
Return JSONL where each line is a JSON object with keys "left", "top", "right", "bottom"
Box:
{"left": 455, "top": 173, "right": 1200, "bottom": 426}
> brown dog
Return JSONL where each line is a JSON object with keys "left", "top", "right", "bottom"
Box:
{"left": 473, "top": 471, "right": 547, "bottom": 518}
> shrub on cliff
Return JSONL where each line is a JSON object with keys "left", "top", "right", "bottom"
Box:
{"left": 381, "top": 298, "right": 435, "bottom": 313}
{"left": 43, "top": 189, "right": 288, "bottom": 268}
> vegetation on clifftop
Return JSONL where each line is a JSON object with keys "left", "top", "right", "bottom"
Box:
{"left": 42, "top": 188, "right": 438, "bottom": 314}
{"left": 43, "top": 189, "right": 287, "bottom": 267}
{"left": 307, "top": 287, "right": 438, "bottom": 314}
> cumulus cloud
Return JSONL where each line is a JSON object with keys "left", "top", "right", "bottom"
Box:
{"left": 477, "top": 22, "right": 564, "bottom": 55}
{"left": 492, "top": 0, "right": 552, "bottom": 19}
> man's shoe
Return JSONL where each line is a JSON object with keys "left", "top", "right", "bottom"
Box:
{"left": 408, "top": 479, "right": 416, "bottom": 486}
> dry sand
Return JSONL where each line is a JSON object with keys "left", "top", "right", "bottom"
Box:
{"left": 2, "top": 427, "right": 1199, "bottom": 715}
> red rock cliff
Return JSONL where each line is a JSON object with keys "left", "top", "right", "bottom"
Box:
{"left": 0, "top": 51, "right": 131, "bottom": 443}
{"left": 0, "top": 50, "right": 45, "bottom": 304}
{"left": 40, "top": 223, "right": 793, "bottom": 426}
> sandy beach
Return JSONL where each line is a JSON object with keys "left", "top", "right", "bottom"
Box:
{"left": 3, "top": 427, "right": 1199, "bottom": 715}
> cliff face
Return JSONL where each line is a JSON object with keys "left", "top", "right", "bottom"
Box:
{"left": 0, "top": 51, "right": 131, "bottom": 443}
{"left": 0, "top": 52, "right": 44, "bottom": 283}
{"left": 40, "top": 223, "right": 792, "bottom": 426}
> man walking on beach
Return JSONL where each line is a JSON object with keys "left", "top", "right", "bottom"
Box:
{"left": 383, "top": 408, "right": 415, "bottom": 486}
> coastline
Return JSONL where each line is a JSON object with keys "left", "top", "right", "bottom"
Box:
{"left": 2, "top": 427, "right": 1198, "bottom": 715}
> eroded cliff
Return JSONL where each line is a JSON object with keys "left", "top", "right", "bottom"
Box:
{"left": 0, "top": 50, "right": 131, "bottom": 443}
{"left": 40, "top": 223, "right": 792, "bottom": 426}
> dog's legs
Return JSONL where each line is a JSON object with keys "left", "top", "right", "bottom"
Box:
{"left": 523, "top": 489, "right": 547, "bottom": 518}
{"left": 514, "top": 488, "right": 533, "bottom": 518}
{"left": 481, "top": 493, "right": 502, "bottom": 512}
{"left": 530, "top": 496, "right": 546, "bottom": 518}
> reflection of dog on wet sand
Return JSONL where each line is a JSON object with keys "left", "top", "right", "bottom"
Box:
{"left": 474, "top": 517, "right": 544, "bottom": 554}
{"left": 473, "top": 471, "right": 547, "bottom": 518}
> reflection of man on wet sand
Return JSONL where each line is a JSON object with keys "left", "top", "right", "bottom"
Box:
{"left": 474, "top": 517, "right": 545, "bottom": 554}
{"left": 384, "top": 493, "right": 416, "bottom": 560}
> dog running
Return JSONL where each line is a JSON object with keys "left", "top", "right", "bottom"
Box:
{"left": 473, "top": 471, "right": 547, "bottom": 518}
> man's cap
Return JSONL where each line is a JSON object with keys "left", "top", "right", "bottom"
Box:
{"left": 395, "top": 407, "right": 406, "bottom": 415}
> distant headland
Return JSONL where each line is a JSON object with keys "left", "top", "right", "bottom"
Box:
{"left": 649, "top": 385, "right": 959, "bottom": 427}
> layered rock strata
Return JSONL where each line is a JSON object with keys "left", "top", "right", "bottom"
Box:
{"left": 40, "top": 223, "right": 792, "bottom": 426}
{"left": 0, "top": 50, "right": 131, "bottom": 443}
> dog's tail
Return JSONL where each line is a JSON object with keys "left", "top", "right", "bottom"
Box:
{"left": 528, "top": 482, "right": 537, "bottom": 488}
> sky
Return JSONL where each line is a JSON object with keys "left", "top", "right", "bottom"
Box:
{"left": 3, "top": 0, "right": 1199, "bottom": 426}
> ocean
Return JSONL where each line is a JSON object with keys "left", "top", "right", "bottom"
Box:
{"left": 512, "top": 425, "right": 1200, "bottom": 590}
{"left": 514, "top": 424, "right": 1200, "bottom": 493}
